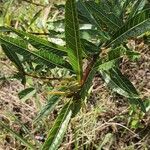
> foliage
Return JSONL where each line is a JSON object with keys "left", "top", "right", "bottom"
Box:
{"left": 0, "top": 0, "right": 149, "bottom": 149}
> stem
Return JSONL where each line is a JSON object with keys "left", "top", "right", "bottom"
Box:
{"left": 25, "top": 72, "right": 64, "bottom": 81}
{"left": 82, "top": 54, "right": 99, "bottom": 85}
{"left": 0, "top": 60, "right": 72, "bottom": 81}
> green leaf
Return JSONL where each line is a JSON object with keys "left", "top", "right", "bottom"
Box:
{"left": 128, "top": 98, "right": 146, "bottom": 113}
{"left": 34, "top": 95, "right": 61, "bottom": 123}
{"left": 80, "top": 28, "right": 108, "bottom": 41}
{"left": 0, "top": 35, "right": 73, "bottom": 71}
{"left": 42, "top": 101, "right": 72, "bottom": 150}
{"left": 80, "top": 46, "right": 126, "bottom": 100}
{"left": 101, "top": 68, "right": 139, "bottom": 98}
{"left": 107, "top": 9, "right": 150, "bottom": 46}
{"left": 108, "top": 46, "right": 126, "bottom": 60}
{"left": 18, "top": 87, "right": 36, "bottom": 102}
{"left": 128, "top": 0, "right": 146, "bottom": 19}
{"left": 1, "top": 44, "right": 25, "bottom": 73}
{"left": 99, "top": 0, "right": 123, "bottom": 19}
{"left": 0, "top": 26, "right": 66, "bottom": 56}
{"left": 1, "top": 44, "right": 26, "bottom": 85}
{"left": 98, "top": 46, "right": 127, "bottom": 71}
{"left": 84, "top": 1, "right": 123, "bottom": 31}
{"left": 0, "top": 122, "right": 35, "bottom": 149}
{"left": 77, "top": 0, "right": 96, "bottom": 24}
{"left": 35, "top": 49, "right": 72, "bottom": 69}
{"left": 77, "top": 1, "right": 110, "bottom": 40}
{"left": 143, "top": 98, "right": 150, "bottom": 112}
{"left": 126, "top": 50, "right": 141, "bottom": 61}
{"left": 81, "top": 39, "right": 99, "bottom": 56}
{"left": 100, "top": 68, "right": 146, "bottom": 112}
{"left": 98, "top": 58, "right": 120, "bottom": 71}
{"left": 0, "top": 26, "right": 11, "bottom": 32}
{"left": 65, "top": 0, "right": 83, "bottom": 82}
{"left": 121, "top": 0, "right": 135, "bottom": 15}
{"left": 71, "top": 98, "right": 82, "bottom": 118}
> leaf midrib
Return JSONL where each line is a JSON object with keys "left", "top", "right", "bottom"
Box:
{"left": 70, "top": 0, "right": 81, "bottom": 80}
{"left": 112, "top": 69, "right": 138, "bottom": 96}
{"left": 101, "top": 70, "right": 139, "bottom": 98}
{"left": 108, "top": 18, "right": 150, "bottom": 46}
{"left": 0, "top": 36, "right": 67, "bottom": 69}
{"left": 43, "top": 102, "right": 72, "bottom": 150}
{"left": 5, "top": 27, "right": 66, "bottom": 53}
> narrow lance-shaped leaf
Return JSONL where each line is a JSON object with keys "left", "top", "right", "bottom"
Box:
{"left": 121, "top": 0, "right": 135, "bottom": 18}
{"left": 100, "top": 68, "right": 139, "bottom": 98}
{"left": 128, "top": 0, "right": 146, "bottom": 19}
{"left": 1, "top": 44, "right": 26, "bottom": 85}
{"left": 81, "top": 39, "right": 100, "bottom": 56}
{"left": 42, "top": 101, "right": 72, "bottom": 150}
{"left": 0, "top": 26, "right": 66, "bottom": 56}
{"left": 80, "top": 45, "right": 127, "bottom": 100}
{"left": 77, "top": 0, "right": 96, "bottom": 24}
{"left": 0, "top": 35, "right": 73, "bottom": 71}
{"left": 84, "top": 1, "right": 123, "bottom": 31}
{"left": 77, "top": 1, "right": 110, "bottom": 40}
{"left": 100, "top": 68, "right": 146, "bottom": 112}
{"left": 65, "top": 0, "right": 83, "bottom": 82}
{"left": 34, "top": 95, "right": 61, "bottom": 123}
{"left": 1, "top": 44, "right": 24, "bottom": 73}
{"left": 106, "top": 9, "right": 150, "bottom": 46}
{"left": 99, "top": 0, "right": 123, "bottom": 20}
